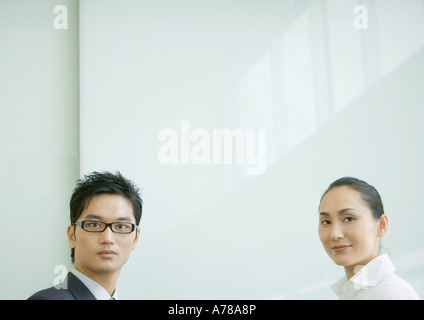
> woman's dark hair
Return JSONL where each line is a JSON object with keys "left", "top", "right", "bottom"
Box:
{"left": 69, "top": 171, "right": 143, "bottom": 263}
{"left": 319, "top": 177, "right": 384, "bottom": 220}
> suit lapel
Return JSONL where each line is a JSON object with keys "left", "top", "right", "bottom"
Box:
{"left": 66, "top": 272, "right": 97, "bottom": 300}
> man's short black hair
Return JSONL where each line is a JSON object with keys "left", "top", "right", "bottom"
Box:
{"left": 69, "top": 171, "right": 142, "bottom": 263}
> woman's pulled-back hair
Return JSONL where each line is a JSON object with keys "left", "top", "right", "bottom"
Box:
{"left": 320, "top": 177, "right": 384, "bottom": 220}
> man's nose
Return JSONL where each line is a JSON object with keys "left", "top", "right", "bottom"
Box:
{"left": 99, "top": 226, "right": 115, "bottom": 244}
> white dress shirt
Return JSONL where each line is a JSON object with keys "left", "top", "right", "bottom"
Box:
{"left": 71, "top": 268, "right": 118, "bottom": 300}
{"left": 331, "top": 254, "right": 420, "bottom": 300}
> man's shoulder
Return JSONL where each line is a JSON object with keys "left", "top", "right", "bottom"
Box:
{"left": 27, "top": 272, "right": 96, "bottom": 300}
{"left": 27, "top": 285, "right": 76, "bottom": 300}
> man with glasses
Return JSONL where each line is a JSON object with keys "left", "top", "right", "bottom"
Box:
{"left": 28, "top": 171, "right": 142, "bottom": 300}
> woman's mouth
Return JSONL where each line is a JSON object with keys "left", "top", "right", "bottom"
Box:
{"left": 332, "top": 245, "right": 351, "bottom": 252}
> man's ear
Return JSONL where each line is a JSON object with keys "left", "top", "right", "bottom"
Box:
{"left": 377, "top": 214, "right": 388, "bottom": 238}
{"left": 132, "top": 228, "right": 141, "bottom": 250}
{"left": 67, "top": 225, "right": 77, "bottom": 249}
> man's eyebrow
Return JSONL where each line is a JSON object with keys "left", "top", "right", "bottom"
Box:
{"left": 116, "top": 216, "right": 132, "bottom": 222}
{"left": 84, "top": 214, "right": 103, "bottom": 220}
{"left": 84, "top": 214, "right": 133, "bottom": 222}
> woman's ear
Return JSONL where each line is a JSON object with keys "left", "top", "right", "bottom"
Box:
{"left": 377, "top": 214, "right": 388, "bottom": 238}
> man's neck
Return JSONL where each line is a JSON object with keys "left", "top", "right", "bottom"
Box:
{"left": 73, "top": 263, "right": 120, "bottom": 296}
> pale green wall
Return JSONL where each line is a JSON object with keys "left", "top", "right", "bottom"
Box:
{"left": 80, "top": 0, "right": 424, "bottom": 299}
{"left": 1, "top": 0, "right": 423, "bottom": 300}
{"left": 0, "top": 0, "right": 79, "bottom": 299}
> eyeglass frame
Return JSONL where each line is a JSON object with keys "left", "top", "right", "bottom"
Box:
{"left": 74, "top": 220, "right": 138, "bottom": 234}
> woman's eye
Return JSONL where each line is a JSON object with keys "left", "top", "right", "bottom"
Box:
{"left": 344, "top": 217, "right": 355, "bottom": 222}
{"left": 321, "top": 220, "right": 330, "bottom": 225}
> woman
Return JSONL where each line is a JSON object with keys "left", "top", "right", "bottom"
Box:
{"left": 318, "top": 177, "right": 420, "bottom": 300}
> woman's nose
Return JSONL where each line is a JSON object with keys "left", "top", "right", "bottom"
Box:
{"left": 330, "top": 223, "right": 344, "bottom": 241}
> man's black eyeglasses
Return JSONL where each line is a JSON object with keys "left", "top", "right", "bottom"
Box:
{"left": 74, "top": 220, "right": 138, "bottom": 234}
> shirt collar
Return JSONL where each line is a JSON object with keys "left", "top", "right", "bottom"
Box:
{"left": 331, "top": 254, "right": 396, "bottom": 297}
{"left": 71, "top": 268, "right": 118, "bottom": 300}
{"left": 350, "top": 254, "right": 395, "bottom": 287}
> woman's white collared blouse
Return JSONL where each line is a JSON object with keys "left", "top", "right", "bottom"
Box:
{"left": 331, "top": 254, "right": 420, "bottom": 300}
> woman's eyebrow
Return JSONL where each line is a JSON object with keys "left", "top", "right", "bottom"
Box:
{"left": 319, "top": 208, "right": 358, "bottom": 216}
{"left": 338, "top": 208, "right": 358, "bottom": 214}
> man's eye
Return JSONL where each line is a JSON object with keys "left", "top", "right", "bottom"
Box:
{"left": 87, "top": 222, "right": 101, "bottom": 228}
{"left": 344, "top": 217, "right": 355, "bottom": 222}
{"left": 321, "top": 220, "right": 330, "bottom": 225}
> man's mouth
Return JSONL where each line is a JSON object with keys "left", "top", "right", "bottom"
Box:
{"left": 98, "top": 249, "right": 117, "bottom": 258}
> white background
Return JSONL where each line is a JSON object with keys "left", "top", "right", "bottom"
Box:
{"left": 1, "top": 0, "right": 424, "bottom": 299}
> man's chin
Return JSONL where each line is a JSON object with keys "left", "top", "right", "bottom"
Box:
{"left": 90, "top": 257, "right": 123, "bottom": 274}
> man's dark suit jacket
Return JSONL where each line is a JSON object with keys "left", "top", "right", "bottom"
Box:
{"left": 28, "top": 272, "right": 96, "bottom": 300}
